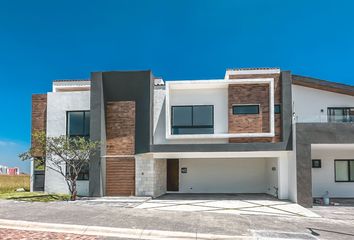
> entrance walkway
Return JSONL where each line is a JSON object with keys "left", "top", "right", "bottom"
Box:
{"left": 136, "top": 193, "right": 320, "bottom": 218}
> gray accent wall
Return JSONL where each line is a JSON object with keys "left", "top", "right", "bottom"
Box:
{"left": 89, "top": 72, "right": 105, "bottom": 197}
{"left": 296, "top": 123, "right": 354, "bottom": 207}
{"left": 101, "top": 71, "right": 153, "bottom": 154}
{"left": 89, "top": 71, "right": 154, "bottom": 196}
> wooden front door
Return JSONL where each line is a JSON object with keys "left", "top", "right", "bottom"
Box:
{"left": 167, "top": 159, "right": 179, "bottom": 191}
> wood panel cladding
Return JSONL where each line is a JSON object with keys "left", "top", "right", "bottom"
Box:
{"left": 228, "top": 73, "right": 282, "bottom": 143}
{"left": 106, "top": 101, "right": 136, "bottom": 155}
{"left": 31, "top": 94, "right": 47, "bottom": 157}
{"left": 106, "top": 157, "right": 135, "bottom": 196}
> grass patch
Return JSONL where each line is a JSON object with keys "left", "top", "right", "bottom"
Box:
{"left": 0, "top": 192, "right": 71, "bottom": 202}
{"left": 0, "top": 175, "right": 70, "bottom": 202}
{"left": 0, "top": 175, "right": 30, "bottom": 193}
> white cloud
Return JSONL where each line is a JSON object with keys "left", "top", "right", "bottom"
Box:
{"left": 0, "top": 140, "right": 17, "bottom": 147}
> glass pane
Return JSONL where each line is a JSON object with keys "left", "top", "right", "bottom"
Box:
{"left": 233, "top": 105, "right": 259, "bottom": 114}
{"left": 335, "top": 161, "right": 349, "bottom": 181}
{"left": 68, "top": 112, "right": 84, "bottom": 136}
{"left": 333, "top": 109, "right": 344, "bottom": 122}
{"left": 172, "top": 106, "right": 192, "bottom": 126}
{"left": 84, "top": 112, "right": 90, "bottom": 136}
{"left": 328, "top": 108, "right": 351, "bottom": 123}
{"left": 274, "top": 105, "right": 281, "bottom": 114}
{"left": 350, "top": 161, "right": 354, "bottom": 181}
{"left": 193, "top": 106, "right": 213, "bottom": 126}
{"left": 78, "top": 163, "right": 89, "bottom": 180}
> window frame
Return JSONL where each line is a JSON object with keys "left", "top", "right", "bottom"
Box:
{"left": 171, "top": 105, "right": 214, "bottom": 134}
{"left": 66, "top": 110, "right": 90, "bottom": 181}
{"left": 327, "top": 107, "right": 353, "bottom": 123}
{"left": 334, "top": 159, "right": 354, "bottom": 182}
{"left": 66, "top": 111, "right": 90, "bottom": 138}
{"left": 232, "top": 104, "right": 260, "bottom": 115}
{"left": 274, "top": 104, "right": 281, "bottom": 114}
{"left": 312, "top": 159, "right": 321, "bottom": 168}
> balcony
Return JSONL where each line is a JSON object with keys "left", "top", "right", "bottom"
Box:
{"left": 295, "top": 107, "right": 354, "bottom": 124}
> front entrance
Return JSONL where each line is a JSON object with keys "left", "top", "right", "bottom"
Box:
{"left": 167, "top": 159, "right": 179, "bottom": 191}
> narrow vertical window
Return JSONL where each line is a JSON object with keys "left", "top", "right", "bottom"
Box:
{"left": 66, "top": 111, "right": 90, "bottom": 180}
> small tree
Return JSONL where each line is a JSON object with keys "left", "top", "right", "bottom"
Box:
{"left": 20, "top": 131, "right": 100, "bottom": 200}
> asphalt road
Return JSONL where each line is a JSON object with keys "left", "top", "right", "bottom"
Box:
{"left": 0, "top": 200, "right": 354, "bottom": 239}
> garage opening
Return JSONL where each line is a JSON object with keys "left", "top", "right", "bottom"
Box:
{"left": 177, "top": 158, "right": 278, "bottom": 197}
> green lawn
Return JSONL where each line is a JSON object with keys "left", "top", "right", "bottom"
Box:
{"left": 0, "top": 192, "right": 70, "bottom": 202}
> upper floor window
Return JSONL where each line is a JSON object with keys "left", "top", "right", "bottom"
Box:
{"left": 67, "top": 111, "right": 90, "bottom": 138}
{"left": 274, "top": 104, "right": 281, "bottom": 114}
{"left": 171, "top": 105, "right": 214, "bottom": 134}
{"left": 233, "top": 105, "right": 259, "bottom": 115}
{"left": 66, "top": 111, "right": 90, "bottom": 180}
{"left": 328, "top": 107, "right": 354, "bottom": 123}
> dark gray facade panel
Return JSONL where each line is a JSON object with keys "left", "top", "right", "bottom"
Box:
{"left": 151, "top": 142, "right": 290, "bottom": 152}
{"left": 101, "top": 71, "right": 153, "bottom": 154}
{"left": 296, "top": 123, "right": 354, "bottom": 207}
{"left": 89, "top": 72, "right": 104, "bottom": 197}
{"left": 281, "top": 71, "right": 293, "bottom": 150}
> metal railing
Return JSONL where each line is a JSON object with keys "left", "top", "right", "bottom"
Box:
{"left": 295, "top": 114, "right": 354, "bottom": 123}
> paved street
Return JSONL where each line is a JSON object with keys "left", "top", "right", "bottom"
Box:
{"left": 0, "top": 195, "right": 353, "bottom": 239}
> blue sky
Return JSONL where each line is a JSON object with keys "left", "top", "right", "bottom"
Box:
{"left": 1, "top": 0, "right": 354, "bottom": 173}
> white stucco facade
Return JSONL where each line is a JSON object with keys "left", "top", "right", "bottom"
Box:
{"left": 312, "top": 144, "right": 354, "bottom": 198}
{"left": 293, "top": 85, "right": 354, "bottom": 123}
{"left": 153, "top": 87, "right": 229, "bottom": 144}
{"left": 45, "top": 91, "right": 90, "bottom": 196}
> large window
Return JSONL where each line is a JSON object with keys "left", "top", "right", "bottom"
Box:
{"left": 335, "top": 160, "right": 354, "bottom": 182}
{"left": 233, "top": 105, "right": 259, "bottom": 115}
{"left": 171, "top": 105, "right": 214, "bottom": 134}
{"left": 67, "top": 111, "right": 90, "bottom": 138}
{"left": 66, "top": 111, "right": 90, "bottom": 180}
{"left": 328, "top": 108, "right": 354, "bottom": 123}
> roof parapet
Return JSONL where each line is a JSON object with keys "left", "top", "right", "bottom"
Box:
{"left": 154, "top": 77, "right": 165, "bottom": 86}
{"left": 52, "top": 80, "right": 91, "bottom": 92}
{"left": 225, "top": 67, "right": 280, "bottom": 79}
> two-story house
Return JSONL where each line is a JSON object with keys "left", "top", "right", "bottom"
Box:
{"left": 31, "top": 68, "right": 354, "bottom": 207}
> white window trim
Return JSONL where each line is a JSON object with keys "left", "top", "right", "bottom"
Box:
{"left": 165, "top": 78, "right": 275, "bottom": 139}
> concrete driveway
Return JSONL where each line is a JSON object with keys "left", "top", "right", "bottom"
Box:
{"left": 136, "top": 193, "right": 320, "bottom": 218}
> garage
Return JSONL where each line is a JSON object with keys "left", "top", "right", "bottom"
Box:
{"left": 167, "top": 158, "right": 278, "bottom": 196}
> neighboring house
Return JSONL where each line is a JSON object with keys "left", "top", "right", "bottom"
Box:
{"left": 0, "top": 165, "right": 19, "bottom": 175}
{"left": 0, "top": 165, "right": 7, "bottom": 174}
{"left": 30, "top": 68, "right": 354, "bottom": 207}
